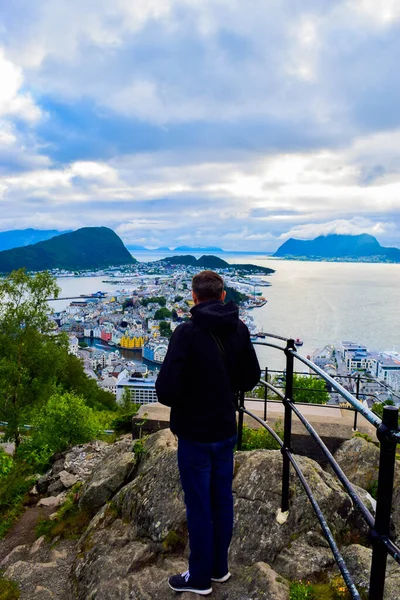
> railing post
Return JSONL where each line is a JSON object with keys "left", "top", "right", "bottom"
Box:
{"left": 353, "top": 373, "right": 360, "bottom": 431}
{"left": 237, "top": 390, "right": 245, "bottom": 451}
{"left": 369, "top": 405, "right": 399, "bottom": 600}
{"left": 264, "top": 367, "right": 268, "bottom": 422}
{"left": 281, "top": 339, "right": 296, "bottom": 513}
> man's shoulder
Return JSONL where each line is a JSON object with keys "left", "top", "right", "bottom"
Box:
{"left": 171, "top": 320, "right": 194, "bottom": 339}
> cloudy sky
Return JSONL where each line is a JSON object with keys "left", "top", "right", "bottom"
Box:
{"left": 1, "top": 0, "right": 400, "bottom": 251}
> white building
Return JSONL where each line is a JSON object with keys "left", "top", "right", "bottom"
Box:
{"left": 68, "top": 335, "right": 79, "bottom": 356}
{"left": 99, "top": 376, "right": 118, "bottom": 395}
{"left": 116, "top": 377, "right": 158, "bottom": 405}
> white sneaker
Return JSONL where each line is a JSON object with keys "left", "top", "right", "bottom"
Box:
{"left": 211, "top": 572, "right": 231, "bottom": 583}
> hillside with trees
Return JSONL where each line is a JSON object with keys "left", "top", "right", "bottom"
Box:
{"left": 163, "top": 254, "right": 274, "bottom": 274}
{"left": 0, "top": 227, "right": 136, "bottom": 273}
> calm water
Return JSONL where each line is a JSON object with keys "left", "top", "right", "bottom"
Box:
{"left": 54, "top": 256, "right": 400, "bottom": 371}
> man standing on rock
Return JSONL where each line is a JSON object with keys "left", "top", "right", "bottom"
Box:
{"left": 156, "top": 270, "right": 261, "bottom": 596}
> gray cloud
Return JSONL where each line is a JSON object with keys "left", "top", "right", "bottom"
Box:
{"left": 0, "top": 1, "right": 400, "bottom": 249}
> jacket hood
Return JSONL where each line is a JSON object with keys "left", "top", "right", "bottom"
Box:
{"left": 190, "top": 299, "right": 239, "bottom": 331}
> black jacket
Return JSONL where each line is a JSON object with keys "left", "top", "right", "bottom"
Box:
{"left": 156, "top": 300, "right": 261, "bottom": 442}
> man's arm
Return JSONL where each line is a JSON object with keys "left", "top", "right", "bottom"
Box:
{"left": 155, "top": 324, "right": 190, "bottom": 407}
{"left": 236, "top": 326, "right": 261, "bottom": 391}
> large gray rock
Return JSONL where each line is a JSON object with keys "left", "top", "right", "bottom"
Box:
{"left": 231, "top": 450, "right": 353, "bottom": 566}
{"left": 79, "top": 444, "right": 136, "bottom": 513}
{"left": 333, "top": 436, "right": 380, "bottom": 492}
{"left": 334, "top": 436, "right": 400, "bottom": 541}
{"left": 73, "top": 525, "right": 289, "bottom": 600}
{"left": 111, "top": 429, "right": 186, "bottom": 544}
{"left": 342, "top": 544, "right": 400, "bottom": 600}
{"left": 3, "top": 539, "right": 76, "bottom": 600}
{"left": 273, "top": 532, "right": 334, "bottom": 580}
{"left": 71, "top": 429, "right": 369, "bottom": 598}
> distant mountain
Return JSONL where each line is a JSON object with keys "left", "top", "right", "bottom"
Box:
{"left": 0, "top": 229, "right": 68, "bottom": 251}
{"left": 274, "top": 234, "right": 400, "bottom": 262}
{"left": 0, "top": 227, "right": 136, "bottom": 273}
{"left": 126, "top": 244, "right": 149, "bottom": 251}
{"left": 173, "top": 246, "right": 224, "bottom": 252}
{"left": 126, "top": 245, "right": 172, "bottom": 252}
{"left": 162, "top": 254, "right": 274, "bottom": 274}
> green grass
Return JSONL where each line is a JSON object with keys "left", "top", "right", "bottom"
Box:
{"left": 35, "top": 483, "right": 91, "bottom": 542}
{"left": 289, "top": 576, "right": 367, "bottom": 600}
{"left": 0, "top": 463, "right": 36, "bottom": 539}
{"left": 0, "top": 574, "right": 20, "bottom": 600}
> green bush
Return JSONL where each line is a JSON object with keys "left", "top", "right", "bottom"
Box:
{"left": 0, "top": 462, "right": 36, "bottom": 538}
{"left": 0, "top": 449, "right": 13, "bottom": 478}
{"left": 32, "top": 391, "right": 100, "bottom": 454}
{"left": 290, "top": 581, "right": 315, "bottom": 600}
{"left": 239, "top": 421, "right": 283, "bottom": 451}
{"left": 15, "top": 438, "right": 53, "bottom": 471}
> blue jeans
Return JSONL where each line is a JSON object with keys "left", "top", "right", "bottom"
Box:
{"left": 177, "top": 434, "right": 237, "bottom": 587}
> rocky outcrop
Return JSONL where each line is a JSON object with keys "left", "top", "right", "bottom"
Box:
{"left": 333, "top": 436, "right": 380, "bottom": 491}
{"left": 231, "top": 450, "right": 353, "bottom": 572}
{"left": 334, "top": 436, "right": 400, "bottom": 541}
{"left": 342, "top": 544, "right": 400, "bottom": 600}
{"left": 70, "top": 430, "right": 371, "bottom": 598}
{"left": 2, "top": 537, "right": 76, "bottom": 600}
{"left": 79, "top": 439, "right": 136, "bottom": 513}
{"left": 2, "top": 430, "right": 399, "bottom": 599}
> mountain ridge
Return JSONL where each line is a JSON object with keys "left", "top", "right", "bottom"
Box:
{"left": 0, "top": 227, "right": 136, "bottom": 273}
{"left": 274, "top": 233, "right": 400, "bottom": 262}
{"left": 0, "top": 228, "right": 69, "bottom": 252}
{"left": 162, "top": 254, "right": 274, "bottom": 274}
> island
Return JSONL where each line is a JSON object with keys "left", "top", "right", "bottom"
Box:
{"left": 163, "top": 254, "right": 275, "bottom": 274}
{"left": 274, "top": 233, "right": 400, "bottom": 263}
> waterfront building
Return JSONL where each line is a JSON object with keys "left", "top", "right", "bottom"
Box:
{"left": 142, "top": 339, "right": 168, "bottom": 364}
{"left": 376, "top": 352, "right": 400, "bottom": 383}
{"left": 120, "top": 334, "right": 145, "bottom": 349}
{"left": 101, "top": 329, "right": 112, "bottom": 342}
{"left": 116, "top": 377, "right": 158, "bottom": 404}
{"left": 340, "top": 341, "right": 368, "bottom": 362}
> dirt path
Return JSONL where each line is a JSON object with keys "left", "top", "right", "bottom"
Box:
{"left": 0, "top": 505, "right": 54, "bottom": 563}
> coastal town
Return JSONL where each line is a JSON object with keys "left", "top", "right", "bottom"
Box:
{"left": 54, "top": 259, "right": 268, "bottom": 405}
{"left": 53, "top": 260, "right": 400, "bottom": 413}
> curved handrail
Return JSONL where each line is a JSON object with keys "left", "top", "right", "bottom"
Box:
{"left": 239, "top": 333, "right": 400, "bottom": 600}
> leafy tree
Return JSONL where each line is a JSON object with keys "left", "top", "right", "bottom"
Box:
{"left": 0, "top": 449, "right": 13, "bottom": 478}
{"left": 174, "top": 295, "right": 183, "bottom": 302}
{"left": 159, "top": 321, "right": 172, "bottom": 338}
{"left": 141, "top": 296, "right": 166, "bottom": 307}
{"left": 154, "top": 307, "right": 172, "bottom": 320}
{"left": 111, "top": 388, "right": 140, "bottom": 433}
{"left": 31, "top": 391, "right": 100, "bottom": 454}
{"left": 0, "top": 269, "right": 68, "bottom": 446}
{"left": 224, "top": 285, "right": 247, "bottom": 305}
{"left": 372, "top": 399, "right": 398, "bottom": 423}
{"left": 122, "top": 298, "right": 134, "bottom": 311}
{"left": 291, "top": 374, "right": 330, "bottom": 404}
{"left": 57, "top": 354, "right": 117, "bottom": 411}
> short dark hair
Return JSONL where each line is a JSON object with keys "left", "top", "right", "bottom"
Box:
{"left": 192, "top": 270, "right": 224, "bottom": 301}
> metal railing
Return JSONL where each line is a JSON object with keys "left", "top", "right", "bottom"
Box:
{"left": 237, "top": 335, "right": 400, "bottom": 600}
